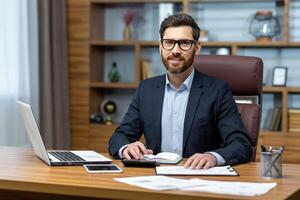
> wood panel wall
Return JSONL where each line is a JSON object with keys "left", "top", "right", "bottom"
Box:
{"left": 67, "top": 0, "right": 90, "bottom": 149}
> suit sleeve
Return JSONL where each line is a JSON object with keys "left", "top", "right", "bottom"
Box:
{"left": 108, "top": 84, "right": 143, "bottom": 158}
{"left": 212, "top": 82, "right": 253, "bottom": 165}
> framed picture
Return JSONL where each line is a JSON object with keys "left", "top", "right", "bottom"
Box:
{"left": 272, "top": 67, "right": 288, "bottom": 86}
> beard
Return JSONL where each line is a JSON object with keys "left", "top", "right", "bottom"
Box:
{"left": 161, "top": 50, "right": 195, "bottom": 74}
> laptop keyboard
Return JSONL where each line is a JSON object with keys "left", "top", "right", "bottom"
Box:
{"left": 49, "top": 151, "right": 85, "bottom": 162}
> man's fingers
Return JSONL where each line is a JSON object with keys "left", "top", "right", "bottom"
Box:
{"left": 184, "top": 153, "right": 218, "bottom": 169}
{"left": 183, "top": 157, "right": 193, "bottom": 168}
{"left": 144, "top": 149, "right": 153, "bottom": 155}
{"left": 203, "top": 161, "right": 212, "bottom": 169}
{"left": 195, "top": 159, "right": 207, "bottom": 169}
{"left": 132, "top": 146, "right": 144, "bottom": 159}
{"left": 123, "top": 149, "right": 131, "bottom": 160}
{"left": 190, "top": 158, "right": 201, "bottom": 169}
{"left": 135, "top": 142, "right": 147, "bottom": 152}
{"left": 125, "top": 145, "right": 142, "bottom": 159}
{"left": 121, "top": 142, "right": 154, "bottom": 160}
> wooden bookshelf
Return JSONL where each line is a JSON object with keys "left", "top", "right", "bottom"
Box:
{"left": 67, "top": 0, "right": 300, "bottom": 162}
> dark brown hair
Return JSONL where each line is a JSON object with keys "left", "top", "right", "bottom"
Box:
{"left": 159, "top": 13, "right": 201, "bottom": 41}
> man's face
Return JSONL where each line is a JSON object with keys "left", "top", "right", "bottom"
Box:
{"left": 160, "top": 26, "right": 200, "bottom": 74}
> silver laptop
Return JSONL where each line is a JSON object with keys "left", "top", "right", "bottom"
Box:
{"left": 18, "top": 101, "right": 112, "bottom": 166}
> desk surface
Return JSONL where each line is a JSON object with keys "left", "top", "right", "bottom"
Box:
{"left": 0, "top": 146, "right": 299, "bottom": 200}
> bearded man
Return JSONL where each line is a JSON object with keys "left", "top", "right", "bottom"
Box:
{"left": 108, "top": 13, "right": 252, "bottom": 169}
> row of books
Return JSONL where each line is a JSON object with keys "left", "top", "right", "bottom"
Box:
{"left": 263, "top": 107, "right": 282, "bottom": 131}
{"left": 288, "top": 108, "right": 300, "bottom": 133}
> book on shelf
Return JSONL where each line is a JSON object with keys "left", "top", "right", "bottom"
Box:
{"left": 263, "top": 107, "right": 282, "bottom": 131}
{"left": 272, "top": 108, "right": 282, "bottom": 131}
{"left": 144, "top": 152, "right": 182, "bottom": 164}
{"left": 141, "top": 59, "right": 153, "bottom": 80}
{"left": 263, "top": 108, "right": 274, "bottom": 130}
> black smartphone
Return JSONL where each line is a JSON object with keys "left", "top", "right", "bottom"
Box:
{"left": 121, "top": 159, "right": 159, "bottom": 167}
{"left": 83, "top": 164, "right": 122, "bottom": 173}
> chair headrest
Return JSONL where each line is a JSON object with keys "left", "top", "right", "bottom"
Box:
{"left": 194, "top": 55, "right": 263, "bottom": 96}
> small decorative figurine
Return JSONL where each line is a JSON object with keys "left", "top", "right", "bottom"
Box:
{"left": 108, "top": 62, "right": 120, "bottom": 82}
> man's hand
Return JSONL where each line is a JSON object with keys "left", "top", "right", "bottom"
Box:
{"left": 122, "top": 141, "right": 153, "bottom": 160}
{"left": 183, "top": 153, "right": 217, "bottom": 169}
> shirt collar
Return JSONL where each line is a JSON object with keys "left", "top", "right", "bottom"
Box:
{"left": 165, "top": 68, "right": 195, "bottom": 91}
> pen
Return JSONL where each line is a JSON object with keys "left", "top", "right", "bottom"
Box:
{"left": 261, "top": 145, "right": 267, "bottom": 152}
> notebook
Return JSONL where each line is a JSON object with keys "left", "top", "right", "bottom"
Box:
{"left": 17, "top": 101, "right": 112, "bottom": 166}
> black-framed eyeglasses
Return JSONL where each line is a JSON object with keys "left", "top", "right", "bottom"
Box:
{"left": 160, "top": 39, "right": 196, "bottom": 51}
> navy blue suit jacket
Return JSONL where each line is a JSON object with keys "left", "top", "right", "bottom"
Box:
{"left": 108, "top": 69, "right": 252, "bottom": 166}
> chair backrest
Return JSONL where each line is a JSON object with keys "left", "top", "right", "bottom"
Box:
{"left": 193, "top": 55, "right": 263, "bottom": 161}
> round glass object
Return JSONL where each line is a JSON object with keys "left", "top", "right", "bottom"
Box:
{"left": 249, "top": 11, "right": 280, "bottom": 41}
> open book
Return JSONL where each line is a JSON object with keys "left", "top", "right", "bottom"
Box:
{"left": 144, "top": 152, "right": 182, "bottom": 164}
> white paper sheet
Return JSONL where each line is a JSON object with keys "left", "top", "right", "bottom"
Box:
{"left": 156, "top": 165, "right": 238, "bottom": 176}
{"left": 183, "top": 179, "right": 277, "bottom": 197}
{"left": 114, "top": 176, "right": 201, "bottom": 190}
{"left": 115, "top": 175, "right": 277, "bottom": 196}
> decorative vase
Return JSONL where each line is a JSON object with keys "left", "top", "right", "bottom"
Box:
{"left": 123, "top": 25, "right": 131, "bottom": 40}
{"left": 249, "top": 11, "right": 280, "bottom": 42}
{"left": 108, "top": 62, "right": 120, "bottom": 82}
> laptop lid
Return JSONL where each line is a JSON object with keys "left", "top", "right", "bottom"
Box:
{"left": 18, "top": 101, "right": 51, "bottom": 165}
{"left": 18, "top": 101, "right": 112, "bottom": 166}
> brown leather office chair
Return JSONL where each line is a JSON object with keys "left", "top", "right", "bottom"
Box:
{"left": 194, "top": 55, "right": 263, "bottom": 161}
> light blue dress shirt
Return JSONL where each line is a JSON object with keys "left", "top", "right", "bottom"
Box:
{"left": 160, "top": 70, "right": 194, "bottom": 155}
{"left": 161, "top": 69, "right": 225, "bottom": 165}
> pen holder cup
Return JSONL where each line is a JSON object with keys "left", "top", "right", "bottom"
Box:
{"left": 260, "top": 151, "right": 283, "bottom": 178}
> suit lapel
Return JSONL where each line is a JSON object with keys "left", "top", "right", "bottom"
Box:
{"left": 183, "top": 71, "right": 204, "bottom": 153}
{"left": 152, "top": 76, "right": 165, "bottom": 153}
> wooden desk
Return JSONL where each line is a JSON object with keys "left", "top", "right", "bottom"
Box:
{"left": 0, "top": 146, "right": 299, "bottom": 200}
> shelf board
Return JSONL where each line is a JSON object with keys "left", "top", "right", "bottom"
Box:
{"left": 90, "top": 82, "right": 138, "bottom": 89}
{"left": 201, "top": 41, "right": 300, "bottom": 47}
{"left": 92, "top": 40, "right": 300, "bottom": 47}
{"left": 90, "top": 123, "right": 118, "bottom": 129}
{"left": 189, "top": 0, "right": 282, "bottom": 2}
{"left": 140, "top": 41, "right": 160, "bottom": 46}
{"left": 91, "top": 0, "right": 283, "bottom": 4}
{"left": 260, "top": 130, "right": 300, "bottom": 136}
{"left": 286, "top": 87, "right": 300, "bottom": 93}
{"left": 234, "top": 41, "right": 300, "bottom": 47}
{"left": 262, "top": 86, "right": 300, "bottom": 93}
{"left": 91, "top": 0, "right": 182, "bottom": 4}
{"left": 138, "top": 41, "right": 300, "bottom": 47}
{"left": 263, "top": 86, "right": 286, "bottom": 93}
{"left": 90, "top": 40, "right": 137, "bottom": 46}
